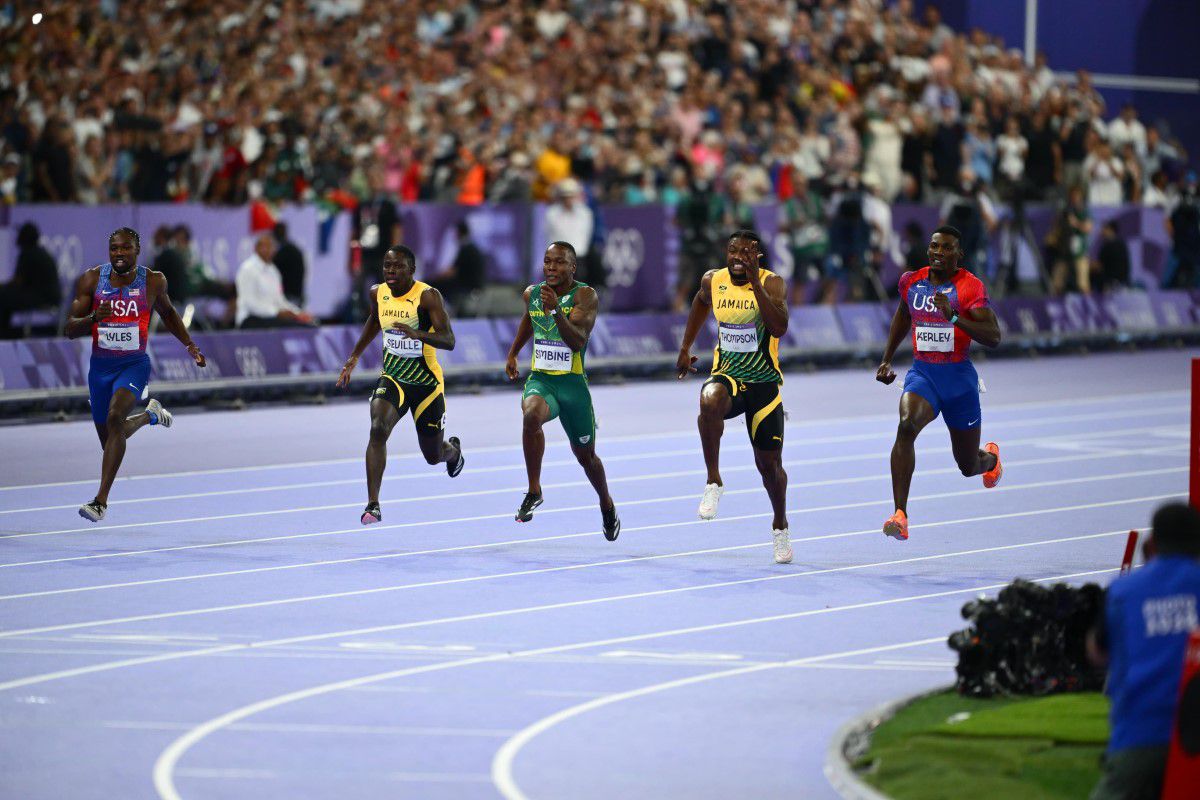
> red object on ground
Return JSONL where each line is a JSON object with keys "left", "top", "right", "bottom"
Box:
{"left": 1162, "top": 628, "right": 1200, "bottom": 800}
{"left": 1120, "top": 530, "right": 1139, "bottom": 575}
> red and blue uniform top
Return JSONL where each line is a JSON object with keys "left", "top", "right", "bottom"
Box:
{"left": 898, "top": 266, "right": 989, "bottom": 364}
{"left": 91, "top": 263, "right": 152, "bottom": 359}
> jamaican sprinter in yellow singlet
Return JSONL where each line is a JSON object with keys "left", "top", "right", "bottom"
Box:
{"left": 338, "top": 245, "right": 465, "bottom": 524}
{"left": 677, "top": 230, "right": 793, "bottom": 563}
{"left": 504, "top": 241, "right": 620, "bottom": 541}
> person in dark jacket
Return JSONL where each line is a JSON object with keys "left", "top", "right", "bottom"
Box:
{"left": 0, "top": 222, "right": 61, "bottom": 337}
{"left": 273, "top": 221, "right": 306, "bottom": 306}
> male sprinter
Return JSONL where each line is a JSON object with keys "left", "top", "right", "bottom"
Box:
{"left": 337, "top": 245, "right": 464, "bottom": 525}
{"left": 67, "top": 227, "right": 207, "bottom": 521}
{"left": 677, "top": 230, "right": 792, "bottom": 564}
{"left": 505, "top": 241, "right": 620, "bottom": 541}
{"left": 876, "top": 225, "right": 1002, "bottom": 541}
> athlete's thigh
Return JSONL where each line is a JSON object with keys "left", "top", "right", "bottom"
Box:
{"left": 369, "top": 395, "right": 403, "bottom": 439}
{"left": 742, "top": 382, "right": 784, "bottom": 450}
{"left": 522, "top": 376, "right": 558, "bottom": 422}
{"left": 556, "top": 378, "right": 597, "bottom": 448}
{"left": 409, "top": 383, "right": 446, "bottom": 437}
{"left": 898, "top": 390, "right": 938, "bottom": 435}
{"left": 700, "top": 375, "right": 737, "bottom": 418}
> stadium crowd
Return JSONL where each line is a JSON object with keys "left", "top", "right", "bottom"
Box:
{"left": 1, "top": 0, "right": 1198, "bottom": 326}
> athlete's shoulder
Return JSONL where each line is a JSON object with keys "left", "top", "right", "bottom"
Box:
{"left": 897, "top": 267, "right": 925, "bottom": 294}
{"left": 953, "top": 267, "right": 985, "bottom": 289}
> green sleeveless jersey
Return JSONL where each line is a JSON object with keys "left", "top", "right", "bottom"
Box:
{"left": 529, "top": 280, "right": 588, "bottom": 376}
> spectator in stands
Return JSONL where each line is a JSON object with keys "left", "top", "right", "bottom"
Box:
{"left": 427, "top": 220, "right": 486, "bottom": 314}
{"left": 929, "top": 104, "right": 965, "bottom": 197}
{"left": 31, "top": 117, "right": 75, "bottom": 202}
{"left": 354, "top": 170, "right": 403, "bottom": 297}
{"left": 1085, "top": 139, "right": 1126, "bottom": 207}
{"left": 939, "top": 167, "right": 998, "bottom": 275}
{"left": 488, "top": 151, "right": 533, "bottom": 203}
{"left": 674, "top": 173, "right": 725, "bottom": 311}
{"left": 0, "top": 222, "right": 60, "bottom": 338}
{"left": 151, "top": 226, "right": 189, "bottom": 304}
{"left": 235, "top": 234, "right": 314, "bottom": 328}
{"left": 1107, "top": 104, "right": 1147, "bottom": 157}
{"left": 1142, "top": 170, "right": 1176, "bottom": 210}
{"left": 901, "top": 221, "right": 928, "bottom": 271}
{"left": 1141, "top": 128, "right": 1181, "bottom": 190}
{"left": 825, "top": 174, "right": 871, "bottom": 302}
{"left": 1050, "top": 185, "right": 1094, "bottom": 294}
{"left": 173, "top": 225, "right": 235, "bottom": 327}
{"left": 0, "top": 153, "right": 20, "bottom": 205}
{"left": 1163, "top": 175, "right": 1200, "bottom": 289}
{"left": 781, "top": 174, "right": 827, "bottom": 301}
{"left": 1023, "top": 109, "right": 1062, "bottom": 202}
{"left": 1088, "top": 502, "right": 1200, "bottom": 800}
{"left": 995, "top": 116, "right": 1028, "bottom": 202}
{"left": 1094, "top": 222, "right": 1131, "bottom": 292}
{"left": 272, "top": 222, "right": 306, "bottom": 307}
{"left": 543, "top": 177, "right": 594, "bottom": 277}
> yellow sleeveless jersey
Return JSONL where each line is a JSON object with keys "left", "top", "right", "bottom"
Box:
{"left": 377, "top": 281, "right": 443, "bottom": 386}
{"left": 710, "top": 267, "right": 783, "bottom": 384}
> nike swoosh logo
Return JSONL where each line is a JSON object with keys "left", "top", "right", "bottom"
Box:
{"left": 968, "top": 419, "right": 979, "bottom": 426}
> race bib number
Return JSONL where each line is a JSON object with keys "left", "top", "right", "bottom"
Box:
{"left": 914, "top": 325, "right": 954, "bottom": 352}
{"left": 718, "top": 322, "right": 759, "bottom": 353}
{"left": 383, "top": 329, "right": 423, "bottom": 357}
{"left": 533, "top": 338, "right": 573, "bottom": 371}
{"left": 97, "top": 323, "right": 140, "bottom": 352}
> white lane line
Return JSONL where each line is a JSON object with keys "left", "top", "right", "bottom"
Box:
{"left": 0, "top": 452, "right": 1172, "bottom": 599}
{"left": 104, "top": 720, "right": 515, "bottom": 737}
{"left": 0, "top": 422, "right": 1181, "bottom": 541}
{"left": 0, "top": 388, "right": 1184, "bottom": 493}
{"left": 0, "top": 471, "right": 1174, "bottom": 626}
{"left": 0, "top": 528, "right": 1143, "bottom": 693}
{"left": 2, "top": 404, "right": 1180, "bottom": 515}
{"left": 151, "top": 566, "right": 1116, "bottom": 800}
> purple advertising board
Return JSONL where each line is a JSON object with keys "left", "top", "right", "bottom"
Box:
{"left": 2, "top": 204, "right": 352, "bottom": 318}
{"left": 400, "top": 203, "right": 531, "bottom": 286}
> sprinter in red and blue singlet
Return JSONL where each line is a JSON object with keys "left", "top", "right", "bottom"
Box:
{"left": 874, "top": 225, "right": 1003, "bottom": 541}
{"left": 65, "top": 228, "right": 206, "bottom": 522}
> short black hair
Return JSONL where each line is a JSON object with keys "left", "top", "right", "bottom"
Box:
{"left": 1151, "top": 502, "right": 1200, "bottom": 557}
{"left": 548, "top": 240, "right": 577, "bottom": 264}
{"left": 933, "top": 225, "right": 962, "bottom": 244}
{"left": 728, "top": 229, "right": 761, "bottom": 247}
{"left": 386, "top": 244, "right": 416, "bottom": 270}
{"left": 16, "top": 222, "right": 39, "bottom": 248}
{"left": 109, "top": 227, "right": 140, "bottom": 250}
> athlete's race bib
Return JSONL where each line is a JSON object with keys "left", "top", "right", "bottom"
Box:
{"left": 718, "top": 322, "right": 759, "bottom": 353}
{"left": 533, "top": 338, "right": 573, "bottom": 371}
{"left": 383, "top": 329, "right": 423, "bottom": 357}
{"left": 914, "top": 325, "right": 954, "bottom": 352}
{"left": 97, "top": 323, "right": 140, "bottom": 352}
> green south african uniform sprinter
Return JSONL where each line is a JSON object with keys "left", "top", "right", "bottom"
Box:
{"left": 338, "top": 245, "right": 465, "bottom": 526}
{"left": 677, "top": 230, "right": 793, "bottom": 564}
{"left": 505, "top": 241, "right": 620, "bottom": 541}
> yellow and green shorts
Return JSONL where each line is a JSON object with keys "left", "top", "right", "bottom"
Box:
{"left": 704, "top": 374, "right": 784, "bottom": 450}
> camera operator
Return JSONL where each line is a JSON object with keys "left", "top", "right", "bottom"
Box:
{"left": 1088, "top": 502, "right": 1200, "bottom": 800}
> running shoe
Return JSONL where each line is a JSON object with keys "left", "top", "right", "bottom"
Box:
{"left": 602, "top": 504, "right": 621, "bottom": 542}
{"left": 982, "top": 442, "right": 1002, "bottom": 488}
{"left": 698, "top": 482, "right": 724, "bottom": 520}
{"left": 78, "top": 499, "right": 107, "bottom": 523}
{"left": 446, "top": 436, "right": 465, "bottom": 478}
{"left": 772, "top": 528, "right": 792, "bottom": 564}
{"left": 515, "top": 492, "right": 543, "bottom": 523}
{"left": 146, "top": 398, "right": 173, "bottom": 428}
{"left": 883, "top": 509, "right": 909, "bottom": 541}
{"left": 361, "top": 501, "right": 382, "bottom": 525}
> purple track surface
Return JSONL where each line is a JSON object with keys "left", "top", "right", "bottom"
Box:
{"left": 0, "top": 350, "right": 1191, "bottom": 799}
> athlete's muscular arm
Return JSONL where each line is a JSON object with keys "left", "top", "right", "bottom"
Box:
{"left": 151, "top": 271, "right": 206, "bottom": 366}
{"left": 394, "top": 287, "right": 455, "bottom": 350}
{"left": 337, "top": 284, "right": 383, "bottom": 387}
{"left": 553, "top": 285, "right": 597, "bottom": 352}
{"left": 505, "top": 286, "right": 535, "bottom": 381}
{"left": 746, "top": 259, "right": 789, "bottom": 337}
{"left": 676, "top": 269, "right": 716, "bottom": 378}
{"left": 876, "top": 300, "right": 911, "bottom": 385}
{"left": 65, "top": 269, "right": 103, "bottom": 339}
{"left": 932, "top": 292, "right": 1001, "bottom": 348}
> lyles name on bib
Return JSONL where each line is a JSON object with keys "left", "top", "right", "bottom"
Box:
{"left": 98, "top": 323, "right": 140, "bottom": 351}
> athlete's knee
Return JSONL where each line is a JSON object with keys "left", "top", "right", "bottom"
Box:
{"left": 104, "top": 408, "right": 127, "bottom": 434}
{"left": 573, "top": 447, "right": 598, "bottom": 468}
{"left": 698, "top": 393, "right": 726, "bottom": 418}
{"left": 754, "top": 451, "right": 785, "bottom": 480}
{"left": 368, "top": 418, "right": 391, "bottom": 442}
{"left": 522, "top": 408, "right": 546, "bottom": 433}
{"left": 896, "top": 416, "right": 922, "bottom": 441}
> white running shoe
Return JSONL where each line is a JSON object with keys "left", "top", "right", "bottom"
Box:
{"left": 772, "top": 528, "right": 793, "bottom": 564}
{"left": 698, "top": 483, "right": 724, "bottom": 520}
{"left": 147, "top": 398, "right": 173, "bottom": 428}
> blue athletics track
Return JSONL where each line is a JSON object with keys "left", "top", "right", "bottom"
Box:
{"left": 0, "top": 350, "right": 1190, "bottom": 800}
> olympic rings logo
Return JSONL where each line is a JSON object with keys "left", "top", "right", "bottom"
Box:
{"left": 602, "top": 228, "right": 645, "bottom": 288}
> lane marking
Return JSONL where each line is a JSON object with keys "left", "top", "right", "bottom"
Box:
{"left": 150, "top": 566, "right": 1117, "bottom": 800}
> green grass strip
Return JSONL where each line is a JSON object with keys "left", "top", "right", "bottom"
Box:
{"left": 856, "top": 691, "right": 1109, "bottom": 800}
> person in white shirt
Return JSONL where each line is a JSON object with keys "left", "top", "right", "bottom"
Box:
{"left": 1084, "top": 140, "right": 1125, "bottom": 207}
{"left": 1107, "top": 105, "right": 1147, "bottom": 158}
{"left": 544, "top": 177, "right": 594, "bottom": 259}
{"left": 235, "top": 234, "right": 314, "bottom": 328}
